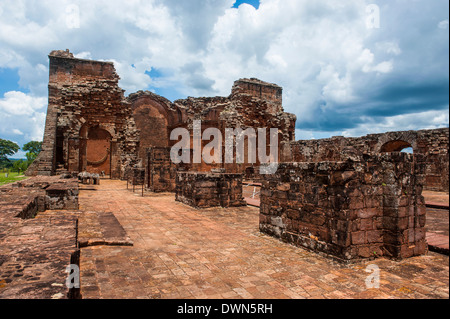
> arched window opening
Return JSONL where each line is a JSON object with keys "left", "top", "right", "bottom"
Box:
{"left": 400, "top": 147, "right": 413, "bottom": 154}
{"left": 380, "top": 140, "right": 413, "bottom": 153}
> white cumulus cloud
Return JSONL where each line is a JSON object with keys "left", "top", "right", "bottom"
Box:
{"left": 0, "top": 0, "right": 447, "bottom": 145}
{"left": 0, "top": 91, "right": 47, "bottom": 144}
{"left": 0, "top": 91, "right": 46, "bottom": 115}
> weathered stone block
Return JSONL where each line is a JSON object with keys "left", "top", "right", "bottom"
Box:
{"left": 259, "top": 153, "right": 427, "bottom": 262}
{"left": 176, "top": 172, "right": 246, "bottom": 208}
{"left": 351, "top": 231, "right": 366, "bottom": 245}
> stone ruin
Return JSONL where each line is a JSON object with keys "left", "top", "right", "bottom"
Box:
{"left": 291, "top": 128, "right": 449, "bottom": 192}
{"left": 260, "top": 153, "right": 428, "bottom": 262}
{"left": 21, "top": 49, "right": 449, "bottom": 262}
{"left": 176, "top": 171, "right": 247, "bottom": 208}
{"left": 0, "top": 176, "right": 80, "bottom": 298}
{"left": 78, "top": 172, "right": 100, "bottom": 185}
{"left": 26, "top": 49, "right": 297, "bottom": 183}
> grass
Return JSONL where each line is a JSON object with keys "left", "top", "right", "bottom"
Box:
{"left": 0, "top": 171, "right": 28, "bottom": 186}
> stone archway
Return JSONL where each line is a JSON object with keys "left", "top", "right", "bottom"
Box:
{"left": 133, "top": 104, "right": 169, "bottom": 160}
{"left": 374, "top": 130, "right": 418, "bottom": 154}
{"left": 380, "top": 140, "right": 413, "bottom": 153}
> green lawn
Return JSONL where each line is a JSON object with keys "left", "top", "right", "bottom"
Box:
{"left": 0, "top": 171, "right": 28, "bottom": 186}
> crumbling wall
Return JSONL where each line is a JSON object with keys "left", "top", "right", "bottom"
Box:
{"left": 27, "top": 49, "right": 139, "bottom": 179}
{"left": 0, "top": 176, "right": 80, "bottom": 299}
{"left": 413, "top": 129, "right": 449, "bottom": 192}
{"left": 146, "top": 147, "right": 178, "bottom": 192}
{"left": 259, "top": 153, "right": 427, "bottom": 262}
{"left": 167, "top": 78, "right": 296, "bottom": 176}
{"left": 127, "top": 91, "right": 180, "bottom": 164}
{"left": 291, "top": 128, "right": 449, "bottom": 192}
{"left": 0, "top": 176, "right": 79, "bottom": 212}
{"left": 130, "top": 78, "right": 297, "bottom": 186}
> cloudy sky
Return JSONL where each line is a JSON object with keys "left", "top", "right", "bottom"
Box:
{"left": 0, "top": 0, "right": 448, "bottom": 158}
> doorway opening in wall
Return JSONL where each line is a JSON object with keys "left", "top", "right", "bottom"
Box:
{"left": 380, "top": 140, "right": 413, "bottom": 153}
{"left": 55, "top": 128, "right": 65, "bottom": 170}
{"left": 86, "top": 126, "right": 112, "bottom": 178}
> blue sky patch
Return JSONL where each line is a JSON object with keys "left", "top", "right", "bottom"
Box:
{"left": 0, "top": 68, "right": 25, "bottom": 96}
{"left": 232, "top": 0, "right": 260, "bottom": 9}
{"left": 145, "top": 68, "right": 163, "bottom": 79}
{"left": 151, "top": 87, "right": 184, "bottom": 102}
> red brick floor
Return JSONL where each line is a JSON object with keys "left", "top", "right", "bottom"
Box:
{"left": 422, "top": 191, "right": 449, "bottom": 209}
{"left": 244, "top": 185, "right": 450, "bottom": 256}
{"left": 79, "top": 180, "right": 449, "bottom": 299}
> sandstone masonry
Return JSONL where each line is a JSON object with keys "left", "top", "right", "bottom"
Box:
{"left": 291, "top": 128, "right": 449, "bottom": 192}
{"left": 259, "top": 153, "right": 428, "bottom": 262}
{"left": 21, "top": 49, "right": 449, "bottom": 263}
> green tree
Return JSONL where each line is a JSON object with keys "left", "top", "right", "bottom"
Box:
{"left": 0, "top": 138, "right": 20, "bottom": 168}
{"left": 12, "top": 159, "right": 29, "bottom": 173}
{"left": 23, "top": 141, "right": 42, "bottom": 162}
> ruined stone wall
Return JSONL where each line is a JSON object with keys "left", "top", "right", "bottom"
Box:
{"left": 130, "top": 78, "right": 296, "bottom": 185}
{"left": 259, "top": 153, "right": 427, "bottom": 262}
{"left": 27, "top": 50, "right": 296, "bottom": 181}
{"left": 291, "top": 128, "right": 449, "bottom": 192}
{"left": 226, "top": 79, "right": 297, "bottom": 166}
{"left": 0, "top": 176, "right": 79, "bottom": 217}
{"left": 230, "top": 78, "right": 283, "bottom": 114}
{"left": 127, "top": 91, "right": 181, "bottom": 164}
{"left": 27, "top": 50, "right": 139, "bottom": 179}
{"left": 168, "top": 78, "right": 296, "bottom": 176}
{"left": 413, "top": 128, "right": 449, "bottom": 192}
{"left": 175, "top": 172, "right": 246, "bottom": 208}
{"left": 146, "top": 147, "right": 178, "bottom": 192}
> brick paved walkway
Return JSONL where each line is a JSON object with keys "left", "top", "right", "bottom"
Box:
{"left": 422, "top": 191, "right": 449, "bottom": 209}
{"left": 78, "top": 180, "right": 449, "bottom": 299}
{"left": 244, "top": 185, "right": 450, "bottom": 255}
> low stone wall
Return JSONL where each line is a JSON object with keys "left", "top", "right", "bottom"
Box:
{"left": 176, "top": 171, "right": 247, "bottom": 208}
{"left": 0, "top": 176, "right": 81, "bottom": 299}
{"left": 146, "top": 147, "right": 177, "bottom": 192}
{"left": 126, "top": 167, "right": 145, "bottom": 185}
{"left": 0, "top": 176, "right": 79, "bottom": 213}
{"left": 259, "top": 153, "right": 427, "bottom": 262}
{"left": 45, "top": 180, "right": 79, "bottom": 210}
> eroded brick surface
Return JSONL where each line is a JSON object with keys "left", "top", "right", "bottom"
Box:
{"left": 78, "top": 180, "right": 449, "bottom": 299}
{"left": 260, "top": 154, "right": 428, "bottom": 262}
{"left": 0, "top": 211, "right": 79, "bottom": 299}
{"left": 78, "top": 211, "right": 133, "bottom": 248}
{"left": 0, "top": 176, "right": 80, "bottom": 299}
{"left": 291, "top": 128, "right": 449, "bottom": 192}
{"left": 175, "top": 172, "right": 246, "bottom": 208}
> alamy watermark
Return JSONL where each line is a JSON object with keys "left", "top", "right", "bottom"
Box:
{"left": 366, "top": 4, "right": 380, "bottom": 29}
{"left": 170, "top": 120, "right": 279, "bottom": 174}
{"left": 66, "top": 4, "right": 80, "bottom": 29}
{"left": 365, "top": 264, "right": 380, "bottom": 289}
{"left": 66, "top": 264, "right": 80, "bottom": 289}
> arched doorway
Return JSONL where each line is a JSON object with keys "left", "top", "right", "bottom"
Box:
{"left": 133, "top": 104, "right": 169, "bottom": 160}
{"left": 380, "top": 140, "right": 413, "bottom": 153}
{"left": 85, "top": 126, "right": 112, "bottom": 175}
